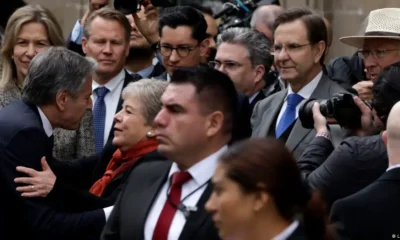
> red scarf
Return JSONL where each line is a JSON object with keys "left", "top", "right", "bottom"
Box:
{"left": 89, "top": 139, "right": 158, "bottom": 197}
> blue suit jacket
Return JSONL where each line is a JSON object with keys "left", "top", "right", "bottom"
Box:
{"left": 0, "top": 100, "right": 105, "bottom": 240}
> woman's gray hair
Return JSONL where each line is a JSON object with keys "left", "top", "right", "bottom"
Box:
{"left": 22, "top": 46, "right": 97, "bottom": 105}
{"left": 122, "top": 79, "right": 168, "bottom": 125}
{"left": 217, "top": 27, "right": 273, "bottom": 72}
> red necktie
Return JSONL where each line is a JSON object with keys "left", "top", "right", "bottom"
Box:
{"left": 152, "top": 171, "right": 192, "bottom": 240}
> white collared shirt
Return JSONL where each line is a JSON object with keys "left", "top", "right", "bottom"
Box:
{"left": 276, "top": 71, "right": 323, "bottom": 129}
{"left": 249, "top": 92, "right": 259, "bottom": 104}
{"left": 144, "top": 146, "right": 228, "bottom": 240}
{"left": 92, "top": 70, "right": 125, "bottom": 145}
{"left": 271, "top": 220, "right": 300, "bottom": 240}
{"left": 386, "top": 163, "right": 400, "bottom": 172}
{"left": 37, "top": 106, "right": 53, "bottom": 137}
{"left": 167, "top": 73, "right": 171, "bottom": 82}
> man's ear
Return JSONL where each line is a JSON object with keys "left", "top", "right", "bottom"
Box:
{"left": 313, "top": 40, "right": 326, "bottom": 64}
{"left": 382, "top": 130, "right": 388, "bottom": 147}
{"left": 205, "top": 111, "right": 224, "bottom": 138}
{"left": 82, "top": 37, "right": 88, "bottom": 55}
{"left": 253, "top": 64, "right": 266, "bottom": 85}
{"left": 55, "top": 90, "right": 69, "bottom": 111}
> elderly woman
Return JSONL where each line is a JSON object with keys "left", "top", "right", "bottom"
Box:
{"left": 15, "top": 79, "right": 168, "bottom": 210}
{"left": 206, "top": 138, "right": 334, "bottom": 240}
{"left": 0, "top": 5, "right": 95, "bottom": 160}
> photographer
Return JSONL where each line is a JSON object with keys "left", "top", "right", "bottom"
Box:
{"left": 298, "top": 62, "right": 400, "bottom": 206}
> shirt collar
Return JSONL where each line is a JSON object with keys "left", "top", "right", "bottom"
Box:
{"left": 387, "top": 163, "right": 400, "bottom": 172}
{"left": 286, "top": 71, "right": 323, "bottom": 100}
{"left": 92, "top": 69, "right": 125, "bottom": 93}
{"left": 249, "top": 92, "right": 259, "bottom": 103}
{"left": 167, "top": 73, "right": 171, "bottom": 82}
{"left": 271, "top": 220, "right": 299, "bottom": 240}
{"left": 37, "top": 106, "right": 53, "bottom": 137}
{"left": 168, "top": 145, "right": 228, "bottom": 186}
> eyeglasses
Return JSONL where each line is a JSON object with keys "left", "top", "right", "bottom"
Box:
{"left": 208, "top": 60, "right": 243, "bottom": 71}
{"left": 271, "top": 43, "right": 312, "bottom": 55}
{"left": 357, "top": 49, "right": 400, "bottom": 59}
{"left": 158, "top": 44, "right": 198, "bottom": 58}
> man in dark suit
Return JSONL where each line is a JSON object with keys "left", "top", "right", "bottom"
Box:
{"left": 0, "top": 47, "right": 107, "bottom": 240}
{"left": 81, "top": 8, "right": 142, "bottom": 152}
{"left": 134, "top": 5, "right": 251, "bottom": 142}
{"left": 330, "top": 101, "right": 400, "bottom": 239}
{"left": 101, "top": 66, "right": 236, "bottom": 240}
{"left": 212, "top": 27, "right": 274, "bottom": 113}
{"left": 251, "top": 8, "right": 348, "bottom": 160}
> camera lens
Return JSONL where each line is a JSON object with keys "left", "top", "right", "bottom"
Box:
{"left": 298, "top": 99, "right": 330, "bottom": 129}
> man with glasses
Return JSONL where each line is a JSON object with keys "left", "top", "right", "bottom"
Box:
{"left": 211, "top": 27, "right": 274, "bottom": 112}
{"left": 339, "top": 8, "right": 400, "bottom": 101}
{"left": 251, "top": 8, "right": 348, "bottom": 160}
{"left": 153, "top": 6, "right": 210, "bottom": 81}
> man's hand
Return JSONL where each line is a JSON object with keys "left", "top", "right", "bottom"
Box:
{"left": 353, "top": 96, "right": 376, "bottom": 137}
{"left": 81, "top": 0, "right": 110, "bottom": 26}
{"left": 352, "top": 81, "right": 373, "bottom": 101}
{"left": 312, "top": 103, "right": 328, "bottom": 133}
{"left": 14, "top": 157, "right": 56, "bottom": 198}
{"left": 132, "top": 0, "right": 160, "bottom": 44}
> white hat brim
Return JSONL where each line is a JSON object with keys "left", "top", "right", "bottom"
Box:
{"left": 340, "top": 36, "right": 400, "bottom": 48}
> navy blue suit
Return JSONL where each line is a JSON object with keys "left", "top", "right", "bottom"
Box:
{"left": 0, "top": 100, "right": 105, "bottom": 240}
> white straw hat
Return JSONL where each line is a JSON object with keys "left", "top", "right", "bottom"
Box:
{"left": 340, "top": 8, "right": 400, "bottom": 48}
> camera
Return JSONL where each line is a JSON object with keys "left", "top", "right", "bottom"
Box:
{"left": 298, "top": 93, "right": 370, "bottom": 130}
{"left": 114, "top": 0, "right": 175, "bottom": 15}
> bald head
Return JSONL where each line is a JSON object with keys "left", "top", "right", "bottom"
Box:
{"left": 250, "top": 5, "right": 284, "bottom": 41}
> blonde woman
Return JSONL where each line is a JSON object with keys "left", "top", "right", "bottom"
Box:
{"left": 0, "top": 5, "right": 95, "bottom": 160}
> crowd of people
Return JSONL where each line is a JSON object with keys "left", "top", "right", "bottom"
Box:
{"left": 0, "top": 0, "right": 400, "bottom": 239}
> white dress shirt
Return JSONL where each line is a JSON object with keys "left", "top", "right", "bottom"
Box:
{"left": 271, "top": 220, "right": 300, "bottom": 240}
{"left": 276, "top": 71, "right": 323, "bottom": 129}
{"left": 37, "top": 107, "right": 53, "bottom": 137}
{"left": 386, "top": 163, "right": 400, "bottom": 172}
{"left": 71, "top": 20, "right": 84, "bottom": 44}
{"left": 144, "top": 146, "right": 228, "bottom": 240}
{"left": 37, "top": 106, "right": 114, "bottom": 220}
{"left": 92, "top": 70, "right": 125, "bottom": 146}
{"left": 167, "top": 73, "right": 171, "bottom": 82}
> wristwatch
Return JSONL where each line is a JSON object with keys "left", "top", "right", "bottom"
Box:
{"left": 316, "top": 131, "right": 330, "bottom": 140}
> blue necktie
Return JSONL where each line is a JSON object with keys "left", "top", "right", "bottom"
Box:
{"left": 93, "top": 87, "right": 109, "bottom": 152}
{"left": 276, "top": 93, "right": 304, "bottom": 138}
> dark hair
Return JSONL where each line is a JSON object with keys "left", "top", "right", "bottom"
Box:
{"left": 159, "top": 6, "right": 208, "bottom": 43}
{"left": 171, "top": 66, "right": 237, "bottom": 136}
{"left": 219, "top": 138, "right": 333, "bottom": 240}
{"left": 273, "top": 8, "right": 327, "bottom": 64}
{"left": 184, "top": 3, "right": 214, "bottom": 16}
{"left": 84, "top": 7, "right": 131, "bottom": 41}
{"left": 372, "top": 61, "right": 400, "bottom": 126}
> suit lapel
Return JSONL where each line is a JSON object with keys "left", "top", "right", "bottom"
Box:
{"left": 125, "top": 161, "right": 172, "bottom": 239}
{"left": 179, "top": 184, "right": 214, "bottom": 240}
{"left": 259, "top": 90, "right": 286, "bottom": 137}
{"left": 286, "top": 75, "right": 330, "bottom": 152}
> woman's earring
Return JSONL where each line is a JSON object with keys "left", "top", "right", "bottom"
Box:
{"left": 147, "top": 131, "right": 154, "bottom": 138}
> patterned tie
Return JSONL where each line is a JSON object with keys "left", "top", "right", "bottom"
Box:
{"left": 276, "top": 93, "right": 304, "bottom": 138}
{"left": 153, "top": 171, "right": 192, "bottom": 240}
{"left": 93, "top": 87, "right": 109, "bottom": 152}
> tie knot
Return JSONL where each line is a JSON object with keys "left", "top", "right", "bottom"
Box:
{"left": 95, "top": 87, "right": 109, "bottom": 98}
{"left": 287, "top": 93, "right": 303, "bottom": 107}
{"left": 171, "top": 171, "right": 192, "bottom": 187}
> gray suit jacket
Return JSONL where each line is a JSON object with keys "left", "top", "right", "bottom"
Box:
{"left": 251, "top": 73, "right": 348, "bottom": 160}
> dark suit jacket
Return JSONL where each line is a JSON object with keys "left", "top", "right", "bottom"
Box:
{"left": 250, "top": 90, "right": 266, "bottom": 114}
{"left": 101, "top": 160, "right": 219, "bottom": 240}
{"left": 0, "top": 100, "right": 104, "bottom": 240}
{"left": 298, "top": 135, "right": 388, "bottom": 205}
{"left": 330, "top": 167, "right": 400, "bottom": 239}
{"left": 251, "top": 73, "right": 348, "bottom": 160}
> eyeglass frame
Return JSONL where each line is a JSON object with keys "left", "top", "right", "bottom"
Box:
{"left": 356, "top": 48, "right": 400, "bottom": 59}
{"left": 157, "top": 42, "right": 199, "bottom": 58}
{"left": 208, "top": 60, "right": 245, "bottom": 71}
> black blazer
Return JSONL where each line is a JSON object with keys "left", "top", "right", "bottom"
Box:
{"left": 330, "top": 167, "right": 400, "bottom": 239}
{"left": 0, "top": 100, "right": 104, "bottom": 240}
{"left": 101, "top": 160, "right": 219, "bottom": 240}
{"left": 249, "top": 90, "right": 266, "bottom": 114}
